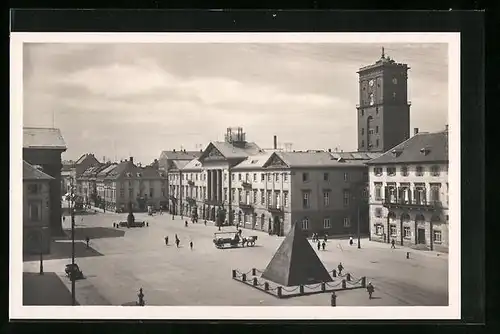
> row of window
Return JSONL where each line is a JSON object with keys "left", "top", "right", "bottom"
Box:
{"left": 361, "top": 126, "right": 379, "bottom": 135}
{"left": 117, "top": 188, "right": 166, "bottom": 199}
{"left": 374, "top": 225, "right": 443, "bottom": 243}
{"left": 170, "top": 171, "right": 352, "bottom": 183}
{"left": 373, "top": 184, "right": 444, "bottom": 202}
{"left": 301, "top": 217, "right": 351, "bottom": 230}
{"left": 374, "top": 165, "right": 442, "bottom": 177}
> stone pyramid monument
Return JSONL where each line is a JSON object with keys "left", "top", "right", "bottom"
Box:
{"left": 261, "top": 221, "right": 333, "bottom": 286}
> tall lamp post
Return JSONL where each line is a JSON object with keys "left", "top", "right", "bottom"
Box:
{"left": 39, "top": 226, "right": 48, "bottom": 275}
{"left": 70, "top": 181, "right": 76, "bottom": 305}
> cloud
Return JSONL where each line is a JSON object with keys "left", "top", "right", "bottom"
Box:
{"left": 22, "top": 42, "right": 449, "bottom": 164}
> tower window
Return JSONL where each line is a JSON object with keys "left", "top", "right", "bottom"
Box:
{"left": 361, "top": 110, "right": 364, "bottom": 116}
{"left": 376, "top": 126, "right": 379, "bottom": 133}
{"left": 393, "top": 92, "right": 397, "bottom": 99}
{"left": 376, "top": 107, "right": 379, "bottom": 114}
{"left": 361, "top": 128, "right": 364, "bottom": 135}
{"left": 369, "top": 93, "right": 374, "bottom": 105}
{"left": 361, "top": 140, "right": 365, "bottom": 147}
{"left": 376, "top": 139, "right": 379, "bottom": 147}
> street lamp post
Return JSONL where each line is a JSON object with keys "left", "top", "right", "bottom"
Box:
{"left": 70, "top": 182, "right": 76, "bottom": 305}
{"left": 39, "top": 231, "right": 44, "bottom": 275}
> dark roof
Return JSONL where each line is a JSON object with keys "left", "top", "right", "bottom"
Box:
{"left": 105, "top": 160, "right": 137, "bottom": 180}
{"left": 23, "top": 127, "right": 66, "bottom": 150}
{"left": 182, "top": 158, "right": 203, "bottom": 171}
{"left": 75, "top": 153, "right": 100, "bottom": 165}
{"left": 23, "top": 161, "right": 54, "bottom": 181}
{"left": 276, "top": 151, "right": 371, "bottom": 168}
{"left": 159, "top": 150, "right": 202, "bottom": 161}
{"left": 366, "top": 131, "right": 448, "bottom": 165}
{"left": 97, "top": 164, "right": 118, "bottom": 178}
{"left": 261, "top": 222, "right": 333, "bottom": 287}
{"left": 139, "top": 166, "right": 166, "bottom": 178}
{"left": 199, "top": 141, "right": 262, "bottom": 162}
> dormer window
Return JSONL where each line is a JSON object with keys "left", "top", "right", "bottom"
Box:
{"left": 387, "top": 167, "right": 396, "bottom": 176}
{"left": 136, "top": 173, "right": 142, "bottom": 177}
{"left": 391, "top": 149, "right": 402, "bottom": 157}
{"left": 374, "top": 167, "right": 383, "bottom": 176}
{"left": 400, "top": 166, "right": 409, "bottom": 176}
{"left": 416, "top": 166, "right": 424, "bottom": 176}
{"left": 420, "top": 147, "right": 431, "bottom": 155}
{"left": 336, "top": 157, "right": 345, "bottom": 163}
{"left": 126, "top": 173, "right": 132, "bottom": 177}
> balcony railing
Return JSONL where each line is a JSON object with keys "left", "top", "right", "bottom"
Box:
{"left": 241, "top": 181, "right": 252, "bottom": 188}
{"left": 239, "top": 202, "right": 253, "bottom": 209}
{"left": 267, "top": 204, "right": 283, "bottom": 213}
{"left": 382, "top": 198, "right": 442, "bottom": 210}
{"left": 187, "top": 180, "right": 195, "bottom": 186}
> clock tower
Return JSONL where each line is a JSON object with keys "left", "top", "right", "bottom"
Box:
{"left": 357, "top": 47, "right": 411, "bottom": 152}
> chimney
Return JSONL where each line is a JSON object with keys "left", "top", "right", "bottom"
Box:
{"left": 130, "top": 157, "right": 133, "bottom": 163}
{"left": 414, "top": 128, "right": 419, "bottom": 136}
{"left": 328, "top": 148, "right": 332, "bottom": 153}
{"left": 445, "top": 124, "right": 448, "bottom": 131}
{"left": 173, "top": 149, "right": 176, "bottom": 153}
{"left": 273, "top": 135, "right": 277, "bottom": 150}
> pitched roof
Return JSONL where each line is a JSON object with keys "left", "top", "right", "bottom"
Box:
{"left": 260, "top": 222, "right": 333, "bottom": 287}
{"left": 23, "top": 161, "right": 54, "bottom": 181}
{"left": 232, "top": 153, "right": 274, "bottom": 170}
{"left": 159, "top": 150, "right": 202, "bottom": 161}
{"left": 182, "top": 158, "right": 203, "bottom": 171}
{"left": 171, "top": 160, "right": 190, "bottom": 170}
{"left": 23, "top": 127, "right": 66, "bottom": 150}
{"left": 275, "top": 151, "right": 371, "bottom": 168}
{"left": 366, "top": 131, "right": 448, "bottom": 165}
{"left": 75, "top": 153, "right": 99, "bottom": 165}
{"left": 105, "top": 160, "right": 137, "bottom": 179}
{"left": 139, "top": 166, "right": 166, "bottom": 178}
{"left": 199, "top": 141, "right": 263, "bottom": 162}
{"left": 97, "top": 164, "right": 118, "bottom": 178}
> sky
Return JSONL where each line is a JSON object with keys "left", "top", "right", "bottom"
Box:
{"left": 23, "top": 42, "right": 448, "bottom": 165}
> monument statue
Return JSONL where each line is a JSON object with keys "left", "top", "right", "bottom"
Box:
{"left": 127, "top": 201, "right": 135, "bottom": 226}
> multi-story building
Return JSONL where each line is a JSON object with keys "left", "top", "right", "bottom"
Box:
{"left": 23, "top": 127, "right": 67, "bottom": 236}
{"left": 23, "top": 161, "right": 53, "bottom": 254}
{"left": 366, "top": 128, "right": 449, "bottom": 252}
{"left": 72, "top": 153, "right": 100, "bottom": 195}
{"left": 96, "top": 163, "right": 118, "bottom": 211}
{"left": 158, "top": 149, "right": 202, "bottom": 212}
{"left": 357, "top": 48, "right": 411, "bottom": 152}
{"left": 170, "top": 127, "right": 378, "bottom": 236}
{"left": 103, "top": 157, "right": 167, "bottom": 212}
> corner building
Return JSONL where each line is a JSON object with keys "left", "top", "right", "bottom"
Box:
{"left": 366, "top": 129, "right": 449, "bottom": 252}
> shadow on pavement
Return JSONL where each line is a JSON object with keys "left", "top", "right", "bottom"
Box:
{"left": 63, "top": 227, "right": 126, "bottom": 240}
{"left": 23, "top": 272, "right": 79, "bottom": 305}
{"left": 23, "top": 240, "right": 104, "bottom": 262}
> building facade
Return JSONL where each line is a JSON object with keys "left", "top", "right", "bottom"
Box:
{"left": 23, "top": 161, "right": 53, "bottom": 254}
{"left": 357, "top": 48, "right": 411, "bottom": 152}
{"left": 169, "top": 128, "right": 377, "bottom": 237}
{"left": 23, "top": 127, "right": 67, "bottom": 236}
{"left": 366, "top": 129, "right": 449, "bottom": 252}
{"left": 103, "top": 157, "right": 167, "bottom": 212}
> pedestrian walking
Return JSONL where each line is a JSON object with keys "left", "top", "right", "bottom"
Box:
{"left": 185, "top": 220, "right": 188, "bottom": 227}
{"left": 367, "top": 282, "right": 375, "bottom": 299}
{"left": 317, "top": 241, "right": 321, "bottom": 251}
{"left": 349, "top": 236, "right": 354, "bottom": 246}
{"left": 322, "top": 241, "right": 326, "bottom": 251}
{"left": 323, "top": 234, "right": 327, "bottom": 243}
{"left": 338, "top": 262, "right": 344, "bottom": 276}
{"left": 85, "top": 236, "right": 90, "bottom": 248}
{"left": 164, "top": 236, "right": 169, "bottom": 245}
{"left": 391, "top": 239, "right": 396, "bottom": 249}
{"left": 204, "top": 220, "right": 207, "bottom": 226}
{"left": 63, "top": 216, "right": 66, "bottom": 222}
{"left": 190, "top": 241, "right": 193, "bottom": 250}
{"left": 175, "top": 238, "right": 180, "bottom": 248}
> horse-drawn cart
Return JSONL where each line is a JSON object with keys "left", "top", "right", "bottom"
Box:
{"left": 213, "top": 232, "right": 258, "bottom": 249}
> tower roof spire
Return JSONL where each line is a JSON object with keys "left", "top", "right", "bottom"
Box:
{"left": 381, "top": 46, "right": 385, "bottom": 59}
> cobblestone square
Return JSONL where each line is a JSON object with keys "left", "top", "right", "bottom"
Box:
{"left": 23, "top": 211, "right": 448, "bottom": 306}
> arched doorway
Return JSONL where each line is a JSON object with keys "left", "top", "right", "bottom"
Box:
{"left": 260, "top": 214, "right": 265, "bottom": 230}
{"left": 273, "top": 216, "right": 281, "bottom": 236}
{"left": 400, "top": 213, "right": 410, "bottom": 245}
{"left": 386, "top": 211, "right": 396, "bottom": 243}
{"left": 415, "top": 214, "right": 426, "bottom": 245}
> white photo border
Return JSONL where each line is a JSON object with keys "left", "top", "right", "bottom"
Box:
{"left": 10, "top": 32, "right": 461, "bottom": 320}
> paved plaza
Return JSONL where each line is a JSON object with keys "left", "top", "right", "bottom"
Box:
{"left": 23, "top": 209, "right": 449, "bottom": 306}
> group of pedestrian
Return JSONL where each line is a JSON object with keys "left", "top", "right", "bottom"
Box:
{"left": 317, "top": 240, "right": 326, "bottom": 251}
{"left": 164, "top": 234, "right": 193, "bottom": 250}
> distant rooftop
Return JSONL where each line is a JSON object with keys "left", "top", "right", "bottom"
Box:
{"left": 23, "top": 127, "right": 66, "bottom": 150}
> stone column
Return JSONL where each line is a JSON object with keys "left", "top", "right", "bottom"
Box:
{"left": 218, "top": 170, "right": 223, "bottom": 203}
{"left": 212, "top": 170, "right": 217, "bottom": 202}
{"left": 207, "top": 171, "right": 212, "bottom": 201}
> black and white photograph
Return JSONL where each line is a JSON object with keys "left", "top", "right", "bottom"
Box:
{"left": 10, "top": 32, "right": 460, "bottom": 320}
